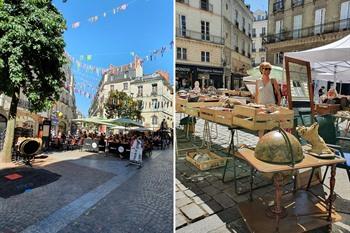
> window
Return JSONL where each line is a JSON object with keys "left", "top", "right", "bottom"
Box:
{"left": 257, "top": 15, "right": 261, "bottom": 21}
{"left": 200, "top": 0, "right": 209, "bottom": 10}
{"left": 177, "top": 47, "right": 187, "bottom": 60}
{"left": 179, "top": 15, "right": 186, "bottom": 36}
{"left": 248, "top": 23, "right": 251, "bottom": 35}
{"left": 275, "top": 20, "right": 283, "bottom": 40}
{"left": 137, "top": 85, "right": 143, "bottom": 97}
{"left": 152, "top": 99, "right": 157, "bottom": 109}
{"left": 123, "top": 82, "right": 128, "bottom": 90}
{"left": 261, "top": 27, "right": 266, "bottom": 36}
{"left": 201, "top": 51, "right": 210, "bottom": 62}
{"left": 275, "top": 52, "right": 284, "bottom": 65}
{"left": 152, "top": 115, "right": 158, "bottom": 125}
{"left": 242, "top": 17, "right": 246, "bottom": 31}
{"left": 152, "top": 84, "right": 158, "bottom": 95}
{"left": 252, "top": 28, "right": 256, "bottom": 37}
{"left": 293, "top": 15, "right": 302, "bottom": 38}
{"left": 340, "top": 1, "right": 350, "bottom": 30}
{"left": 201, "top": 21, "right": 210, "bottom": 41}
{"left": 110, "top": 85, "right": 114, "bottom": 91}
{"left": 235, "top": 9, "right": 238, "bottom": 21}
{"left": 314, "top": 8, "right": 325, "bottom": 34}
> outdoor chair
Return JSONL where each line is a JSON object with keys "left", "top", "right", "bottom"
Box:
{"left": 82, "top": 138, "right": 93, "bottom": 151}
{"left": 315, "top": 115, "right": 350, "bottom": 182}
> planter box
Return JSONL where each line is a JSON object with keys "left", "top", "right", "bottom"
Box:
{"left": 186, "top": 149, "right": 226, "bottom": 171}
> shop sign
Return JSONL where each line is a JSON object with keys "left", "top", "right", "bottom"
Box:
{"left": 197, "top": 67, "right": 223, "bottom": 75}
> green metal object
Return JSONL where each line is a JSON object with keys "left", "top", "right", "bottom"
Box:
{"left": 255, "top": 128, "right": 304, "bottom": 165}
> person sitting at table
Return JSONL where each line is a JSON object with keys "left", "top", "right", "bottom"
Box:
{"left": 327, "top": 86, "right": 338, "bottom": 99}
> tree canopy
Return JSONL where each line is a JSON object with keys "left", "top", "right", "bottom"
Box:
{"left": 105, "top": 90, "right": 142, "bottom": 120}
{"left": 0, "top": 0, "right": 67, "bottom": 112}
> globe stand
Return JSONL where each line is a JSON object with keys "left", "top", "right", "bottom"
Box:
{"left": 265, "top": 173, "right": 287, "bottom": 231}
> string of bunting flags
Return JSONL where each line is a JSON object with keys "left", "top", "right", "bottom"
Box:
{"left": 66, "top": 40, "right": 173, "bottom": 78}
{"left": 70, "top": 1, "right": 132, "bottom": 29}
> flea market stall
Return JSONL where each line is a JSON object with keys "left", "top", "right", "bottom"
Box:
{"left": 176, "top": 36, "right": 350, "bottom": 232}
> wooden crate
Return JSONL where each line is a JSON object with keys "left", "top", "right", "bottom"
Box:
{"left": 214, "top": 108, "right": 235, "bottom": 126}
{"left": 232, "top": 105, "right": 294, "bottom": 130}
{"left": 176, "top": 96, "right": 187, "bottom": 113}
{"left": 315, "top": 104, "right": 340, "bottom": 115}
{"left": 199, "top": 107, "right": 216, "bottom": 122}
{"left": 186, "top": 149, "right": 226, "bottom": 171}
{"left": 184, "top": 107, "right": 200, "bottom": 117}
{"left": 187, "top": 101, "right": 222, "bottom": 108}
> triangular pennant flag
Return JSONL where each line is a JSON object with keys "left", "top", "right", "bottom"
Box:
{"left": 86, "top": 55, "right": 92, "bottom": 61}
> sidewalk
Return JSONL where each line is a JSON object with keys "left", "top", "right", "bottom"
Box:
{"left": 0, "top": 148, "right": 173, "bottom": 233}
{"left": 176, "top": 116, "right": 350, "bottom": 233}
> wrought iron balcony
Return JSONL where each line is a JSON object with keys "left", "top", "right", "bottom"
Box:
{"left": 273, "top": 1, "right": 284, "bottom": 13}
{"left": 292, "top": 0, "right": 304, "bottom": 8}
{"left": 263, "top": 18, "right": 350, "bottom": 44}
{"left": 259, "top": 48, "right": 266, "bottom": 52}
{"left": 176, "top": 28, "right": 224, "bottom": 45}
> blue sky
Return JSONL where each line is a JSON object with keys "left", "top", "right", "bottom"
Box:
{"left": 53, "top": 0, "right": 174, "bottom": 117}
{"left": 245, "top": 0, "right": 268, "bottom": 12}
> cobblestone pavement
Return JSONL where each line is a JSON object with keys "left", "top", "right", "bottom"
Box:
{"left": 0, "top": 148, "right": 173, "bottom": 233}
{"left": 176, "top": 114, "right": 350, "bottom": 233}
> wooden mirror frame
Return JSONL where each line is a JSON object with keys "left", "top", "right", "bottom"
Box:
{"left": 284, "top": 56, "right": 315, "bottom": 116}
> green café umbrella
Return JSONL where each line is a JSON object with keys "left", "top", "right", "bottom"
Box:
{"left": 71, "top": 117, "right": 116, "bottom": 128}
{"left": 245, "top": 65, "right": 285, "bottom": 83}
{"left": 105, "top": 117, "right": 144, "bottom": 128}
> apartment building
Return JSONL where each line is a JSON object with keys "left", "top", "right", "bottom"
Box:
{"left": 89, "top": 64, "right": 173, "bottom": 130}
{"left": 176, "top": 0, "right": 253, "bottom": 90}
{"left": 252, "top": 10, "right": 268, "bottom": 66}
{"left": 264, "top": 0, "right": 350, "bottom": 66}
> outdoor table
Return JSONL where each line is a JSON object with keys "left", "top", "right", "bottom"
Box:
{"left": 236, "top": 148, "right": 345, "bottom": 233}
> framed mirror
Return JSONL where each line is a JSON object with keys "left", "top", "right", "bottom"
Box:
{"left": 284, "top": 56, "right": 314, "bottom": 116}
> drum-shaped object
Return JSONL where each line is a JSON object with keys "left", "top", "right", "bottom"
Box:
{"left": 17, "top": 137, "right": 42, "bottom": 157}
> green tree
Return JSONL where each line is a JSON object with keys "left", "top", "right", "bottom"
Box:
{"left": 104, "top": 90, "right": 142, "bottom": 120}
{"left": 0, "top": 0, "right": 67, "bottom": 162}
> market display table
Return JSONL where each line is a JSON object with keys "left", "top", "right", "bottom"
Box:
{"left": 236, "top": 148, "right": 345, "bottom": 233}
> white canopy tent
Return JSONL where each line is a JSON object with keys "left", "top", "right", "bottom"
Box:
{"left": 285, "top": 34, "right": 350, "bottom": 84}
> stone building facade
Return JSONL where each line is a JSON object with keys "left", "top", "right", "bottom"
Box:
{"left": 252, "top": 10, "right": 268, "bottom": 66}
{"left": 89, "top": 64, "right": 173, "bottom": 130}
{"left": 176, "top": 0, "right": 253, "bottom": 90}
{"left": 264, "top": 0, "right": 350, "bottom": 66}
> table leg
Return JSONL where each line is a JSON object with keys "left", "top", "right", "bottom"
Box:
{"left": 266, "top": 173, "right": 287, "bottom": 231}
{"left": 222, "top": 129, "right": 235, "bottom": 182}
{"left": 249, "top": 167, "right": 254, "bottom": 201}
{"left": 327, "top": 165, "right": 336, "bottom": 222}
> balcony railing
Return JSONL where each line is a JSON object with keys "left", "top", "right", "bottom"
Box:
{"left": 252, "top": 48, "right": 256, "bottom": 52}
{"left": 151, "top": 91, "right": 158, "bottom": 96}
{"left": 273, "top": 1, "right": 284, "bottom": 13}
{"left": 176, "top": 0, "right": 189, "bottom": 4}
{"left": 292, "top": 0, "right": 304, "bottom": 8}
{"left": 176, "top": 28, "right": 224, "bottom": 45}
{"left": 260, "top": 32, "right": 266, "bottom": 37}
{"left": 259, "top": 48, "right": 265, "bottom": 52}
{"left": 263, "top": 18, "right": 350, "bottom": 44}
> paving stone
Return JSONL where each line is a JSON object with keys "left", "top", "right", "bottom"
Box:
{"left": 184, "top": 189, "right": 196, "bottom": 198}
{"left": 176, "top": 191, "right": 186, "bottom": 200}
{"left": 193, "top": 196, "right": 204, "bottom": 205}
{"left": 188, "top": 186, "right": 204, "bottom": 195}
{"left": 212, "top": 193, "right": 236, "bottom": 209}
{"left": 205, "top": 200, "right": 223, "bottom": 214}
{"left": 197, "top": 193, "right": 212, "bottom": 202}
{"left": 178, "top": 183, "right": 189, "bottom": 191}
{"left": 176, "top": 196, "right": 192, "bottom": 208}
{"left": 208, "top": 225, "right": 231, "bottom": 233}
{"left": 201, "top": 186, "right": 221, "bottom": 196}
{"left": 200, "top": 203, "right": 214, "bottom": 215}
{"left": 196, "top": 180, "right": 211, "bottom": 188}
{"left": 176, "top": 214, "right": 188, "bottom": 229}
{"left": 211, "top": 180, "right": 233, "bottom": 191}
{"left": 176, "top": 214, "right": 226, "bottom": 233}
{"left": 226, "top": 218, "right": 250, "bottom": 233}
{"left": 216, "top": 206, "right": 241, "bottom": 223}
{"left": 180, "top": 203, "right": 206, "bottom": 222}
